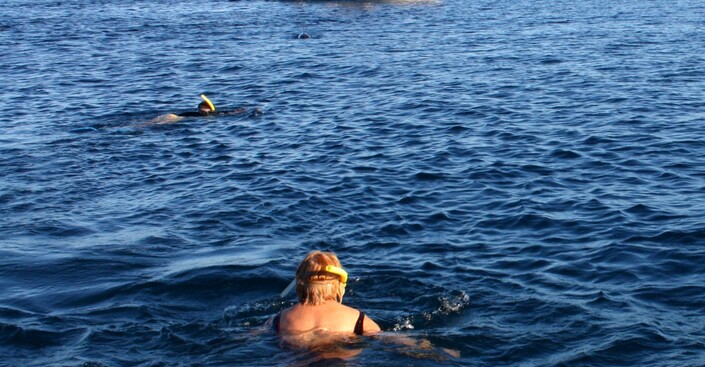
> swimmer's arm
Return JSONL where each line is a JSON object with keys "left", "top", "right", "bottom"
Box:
{"left": 148, "top": 113, "right": 184, "bottom": 124}
{"left": 363, "top": 315, "right": 382, "bottom": 334}
{"left": 375, "top": 333, "right": 460, "bottom": 358}
{"left": 243, "top": 316, "right": 275, "bottom": 337}
{"left": 378, "top": 333, "right": 429, "bottom": 348}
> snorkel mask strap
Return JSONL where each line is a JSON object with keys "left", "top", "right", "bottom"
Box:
{"left": 279, "top": 265, "right": 349, "bottom": 298}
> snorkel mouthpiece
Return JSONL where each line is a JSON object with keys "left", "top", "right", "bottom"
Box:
{"left": 200, "top": 94, "right": 215, "bottom": 112}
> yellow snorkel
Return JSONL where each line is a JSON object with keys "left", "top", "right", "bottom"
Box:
{"left": 325, "top": 265, "right": 348, "bottom": 284}
{"left": 200, "top": 94, "right": 216, "bottom": 112}
{"left": 280, "top": 265, "right": 349, "bottom": 298}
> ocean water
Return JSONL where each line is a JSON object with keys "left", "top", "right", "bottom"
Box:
{"left": 1, "top": 0, "right": 705, "bottom": 365}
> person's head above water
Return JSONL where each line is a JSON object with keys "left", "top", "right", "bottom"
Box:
{"left": 197, "top": 101, "right": 213, "bottom": 115}
{"left": 294, "top": 251, "right": 348, "bottom": 306}
{"left": 197, "top": 94, "right": 216, "bottom": 115}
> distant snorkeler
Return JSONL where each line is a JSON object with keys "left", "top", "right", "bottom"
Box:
{"left": 148, "top": 94, "right": 262, "bottom": 124}
{"left": 297, "top": 28, "right": 311, "bottom": 39}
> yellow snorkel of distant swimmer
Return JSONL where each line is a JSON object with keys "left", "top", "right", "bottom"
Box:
{"left": 200, "top": 94, "right": 216, "bottom": 112}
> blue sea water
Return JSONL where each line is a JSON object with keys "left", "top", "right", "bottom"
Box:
{"left": 1, "top": 0, "right": 705, "bottom": 365}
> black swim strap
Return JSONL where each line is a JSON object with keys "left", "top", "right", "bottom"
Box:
{"left": 354, "top": 311, "right": 365, "bottom": 335}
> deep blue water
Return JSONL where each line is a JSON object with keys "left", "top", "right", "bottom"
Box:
{"left": 2, "top": 0, "right": 705, "bottom": 365}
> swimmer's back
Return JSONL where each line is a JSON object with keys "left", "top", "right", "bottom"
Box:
{"left": 278, "top": 301, "right": 380, "bottom": 335}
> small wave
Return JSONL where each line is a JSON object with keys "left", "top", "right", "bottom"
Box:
{"left": 559, "top": 325, "right": 674, "bottom": 366}
{"left": 28, "top": 219, "right": 96, "bottom": 238}
{"left": 626, "top": 228, "right": 705, "bottom": 245}
{"left": 540, "top": 58, "right": 563, "bottom": 65}
{"left": 413, "top": 172, "right": 445, "bottom": 181}
{"left": 378, "top": 222, "right": 423, "bottom": 236}
{"left": 549, "top": 149, "right": 581, "bottom": 159}
{"left": 390, "top": 290, "right": 470, "bottom": 332}
{"left": 223, "top": 298, "right": 292, "bottom": 327}
{"left": 447, "top": 125, "right": 469, "bottom": 133}
{"left": 632, "top": 285, "right": 705, "bottom": 310}
{"left": 585, "top": 291, "right": 633, "bottom": 311}
{"left": 0, "top": 323, "right": 87, "bottom": 349}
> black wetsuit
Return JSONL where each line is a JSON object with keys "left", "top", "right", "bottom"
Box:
{"left": 272, "top": 311, "right": 366, "bottom": 335}
{"left": 177, "top": 107, "right": 260, "bottom": 117}
{"left": 176, "top": 111, "right": 207, "bottom": 117}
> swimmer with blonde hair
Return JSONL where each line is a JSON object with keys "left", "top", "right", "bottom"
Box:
{"left": 265, "top": 251, "right": 461, "bottom": 362}
{"left": 271, "top": 251, "right": 381, "bottom": 336}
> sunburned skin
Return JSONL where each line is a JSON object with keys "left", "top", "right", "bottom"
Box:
{"left": 149, "top": 113, "right": 184, "bottom": 124}
{"left": 278, "top": 301, "right": 380, "bottom": 335}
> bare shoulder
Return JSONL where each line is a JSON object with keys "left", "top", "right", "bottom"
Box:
{"left": 336, "top": 303, "right": 362, "bottom": 315}
{"left": 362, "top": 314, "right": 382, "bottom": 334}
{"left": 279, "top": 305, "right": 296, "bottom": 320}
{"left": 338, "top": 304, "right": 382, "bottom": 334}
{"left": 149, "top": 113, "right": 183, "bottom": 124}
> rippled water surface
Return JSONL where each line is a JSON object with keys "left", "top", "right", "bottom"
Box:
{"left": 2, "top": 0, "right": 705, "bottom": 365}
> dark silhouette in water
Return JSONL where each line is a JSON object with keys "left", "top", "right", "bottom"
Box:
{"left": 149, "top": 94, "right": 262, "bottom": 124}
{"left": 298, "top": 29, "right": 311, "bottom": 39}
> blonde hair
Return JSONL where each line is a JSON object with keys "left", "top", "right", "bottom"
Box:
{"left": 295, "top": 251, "right": 346, "bottom": 305}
